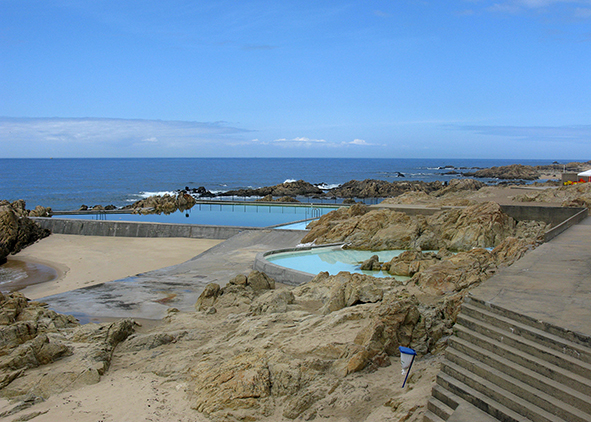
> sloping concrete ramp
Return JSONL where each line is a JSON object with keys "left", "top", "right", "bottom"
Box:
{"left": 425, "top": 217, "right": 591, "bottom": 422}
{"left": 40, "top": 229, "right": 305, "bottom": 321}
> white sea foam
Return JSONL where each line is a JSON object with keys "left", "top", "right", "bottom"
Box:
{"left": 138, "top": 191, "right": 176, "bottom": 198}
{"left": 284, "top": 179, "right": 297, "bottom": 184}
{"left": 316, "top": 183, "right": 340, "bottom": 190}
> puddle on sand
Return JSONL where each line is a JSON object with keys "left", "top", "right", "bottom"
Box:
{"left": 0, "top": 258, "right": 58, "bottom": 293}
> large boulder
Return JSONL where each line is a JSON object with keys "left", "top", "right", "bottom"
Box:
{"left": 0, "top": 200, "right": 51, "bottom": 264}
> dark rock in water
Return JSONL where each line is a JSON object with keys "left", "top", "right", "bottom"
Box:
{"left": 256, "top": 195, "right": 300, "bottom": 203}
{"left": 0, "top": 200, "right": 51, "bottom": 264}
{"left": 195, "top": 186, "right": 215, "bottom": 197}
{"left": 126, "top": 192, "right": 197, "bottom": 214}
{"left": 360, "top": 255, "right": 381, "bottom": 271}
{"left": 394, "top": 172, "right": 405, "bottom": 178}
{"left": 462, "top": 164, "right": 539, "bottom": 180}
{"left": 222, "top": 180, "right": 323, "bottom": 198}
{"left": 325, "top": 179, "right": 441, "bottom": 198}
{"left": 104, "top": 205, "right": 117, "bottom": 210}
{"left": 79, "top": 205, "right": 88, "bottom": 211}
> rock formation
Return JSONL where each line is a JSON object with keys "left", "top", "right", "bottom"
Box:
{"left": 124, "top": 192, "right": 197, "bottom": 214}
{"left": 0, "top": 292, "right": 135, "bottom": 400}
{"left": 462, "top": 164, "right": 540, "bottom": 180}
{"left": 513, "top": 182, "right": 591, "bottom": 210}
{"left": 221, "top": 180, "right": 324, "bottom": 198}
{"left": 326, "top": 179, "right": 443, "bottom": 198}
{"left": 0, "top": 200, "right": 51, "bottom": 264}
{"left": 302, "top": 201, "right": 547, "bottom": 252}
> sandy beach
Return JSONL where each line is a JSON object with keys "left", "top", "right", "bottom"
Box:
{"left": 11, "top": 234, "right": 223, "bottom": 300}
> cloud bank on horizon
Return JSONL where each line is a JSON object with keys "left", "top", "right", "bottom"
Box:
{"left": 1, "top": 1, "right": 590, "bottom": 159}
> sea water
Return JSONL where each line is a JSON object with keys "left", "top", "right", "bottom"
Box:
{"left": 0, "top": 157, "right": 563, "bottom": 211}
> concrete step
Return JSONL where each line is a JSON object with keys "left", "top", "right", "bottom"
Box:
{"left": 445, "top": 347, "right": 591, "bottom": 422}
{"left": 427, "top": 395, "right": 455, "bottom": 420}
{"left": 423, "top": 409, "right": 446, "bottom": 422}
{"left": 456, "top": 312, "right": 591, "bottom": 380}
{"left": 436, "top": 371, "right": 533, "bottom": 422}
{"left": 441, "top": 360, "right": 569, "bottom": 422}
{"left": 431, "top": 384, "right": 460, "bottom": 412}
{"left": 463, "top": 297, "right": 591, "bottom": 362}
{"left": 453, "top": 322, "right": 591, "bottom": 397}
{"left": 449, "top": 334, "right": 591, "bottom": 414}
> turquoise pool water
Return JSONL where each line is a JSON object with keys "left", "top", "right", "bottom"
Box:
{"left": 266, "top": 246, "right": 411, "bottom": 279}
{"left": 58, "top": 204, "right": 337, "bottom": 228}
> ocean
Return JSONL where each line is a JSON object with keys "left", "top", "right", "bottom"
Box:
{"left": 0, "top": 157, "right": 569, "bottom": 211}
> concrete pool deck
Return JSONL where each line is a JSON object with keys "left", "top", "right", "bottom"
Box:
{"left": 39, "top": 229, "right": 306, "bottom": 321}
{"left": 469, "top": 214, "right": 591, "bottom": 341}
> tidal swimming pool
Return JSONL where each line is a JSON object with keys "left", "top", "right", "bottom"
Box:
{"left": 265, "top": 246, "right": 411, "bottom": 279}
{"left": 58, "top": 203, "right": 338, "bottom": 228}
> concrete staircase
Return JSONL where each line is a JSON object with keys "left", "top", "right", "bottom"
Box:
{"left": 424, "top": 296, "right": 591, "bottom": 422}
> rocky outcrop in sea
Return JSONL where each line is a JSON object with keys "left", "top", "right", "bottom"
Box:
{"left": 123, "top": 192, "right": 197, "bottom": 214}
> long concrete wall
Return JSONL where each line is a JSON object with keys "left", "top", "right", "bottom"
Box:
{"left": 499, "top": 205, "right": 585, "bottom": 225}
{"left": 32, "top": 217, "right": 253, "bottom": 240}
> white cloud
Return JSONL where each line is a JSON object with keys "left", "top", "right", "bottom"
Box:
{"left": 271, "top": 137, "right": 328, "bottom": 145}
{"left": 0, "top": 117, "right": 250, "bottom": 157}
{"left": 349, "top": 138, "right": 369, "bottom": 145}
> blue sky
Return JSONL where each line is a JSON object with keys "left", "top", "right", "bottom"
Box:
{"left": 1, "top": 0, "right": 590, "bottom": 159}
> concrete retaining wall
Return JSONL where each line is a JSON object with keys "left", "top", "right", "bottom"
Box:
{"left": 499, "top": 205, "right": 585, "bottom": 225}
{"left": 32, "top": 217, "right": 253, "bottom": 240}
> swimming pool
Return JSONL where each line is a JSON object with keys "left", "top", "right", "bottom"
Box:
{"left": 265, "top": 246, "right": 410, "bottom": 279}
{"left": 57, "top": 203, "right": 338, "bottom": 228}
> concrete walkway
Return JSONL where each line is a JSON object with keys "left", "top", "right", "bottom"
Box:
{"left": 470, "top": 215, "right": 591, "bottom": 341}
{"left": 426, "top": 215, "right": 591, "bottom": 421}
{"left": 40, "top": 229, "right": 306, "bottom": 321}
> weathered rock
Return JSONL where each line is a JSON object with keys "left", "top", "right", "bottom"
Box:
{"left": 222, "top": 180, "right": 323, "bottom": 198}
{"left": 256, "top": 195, "right": 300, "bottom": 203}
{"left": 432, "top": 178, "right": 486, "bottom": 197}
{"left": 326, "top": 179, "right": 442, "bottom": 198}
{"left": 412, "top": 248, "right": 497, "bottom": 295}
{"left": 246, "top": 270, "right": 275, "bottom": 292}
{"left": 463, "top": 164, "right": 540, "bottom": 180}
{"left": 195, "top": 283, "right": 221, "bottom": 311}
{"left": 250, "top": 289, "right": 295, "bottom": 315}
{"left": 387, "top": 251, "right": 439, "bottom": 277}
{"left": 0, "top": 201, "right": 50, "bottom": 263}
{"left": 359, "top": 254, "right": 380, "bottom": 271}
{"left": 303, "top": 201, "right": 521, "bottom": 252}
{"left": 190, "top": 351, "right": 272, "bottom": 418}
{"left": 125, "top": 192, "right": 197, "bottom": 214}
{"left": 0, "top": 293, "right": 136, "bottom": 400}
{"left": 513, "top": 182, "right": 591, "bottom": 209}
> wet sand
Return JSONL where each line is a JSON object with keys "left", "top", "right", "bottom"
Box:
{"left": 11, "top": 234, "right": 224, "bottom": 300}
{"left": 0, "top": 258, "right": 58, "bottom": 293}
